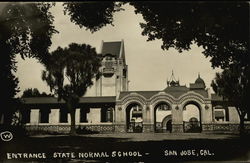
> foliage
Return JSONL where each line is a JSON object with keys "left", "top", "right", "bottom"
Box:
{"left": 63, "top": 2, "right": 124, "bottom": 32}
{"left": 211, "top": 65, "right": 250, "bottom": 133}
{"left": 0, "top": 2, "right": 57, "bottom": 62}
{"left": 131, "top": 2, "right": 249, "bottom": 69}
{"left": 21, "top": 88, "right": 54, "bottom": 98}
{"left": 0, "top": 2, "right": 57, "bottom": 124}
{"left": 42, "top": 43, "right": 101, "bottom": 134}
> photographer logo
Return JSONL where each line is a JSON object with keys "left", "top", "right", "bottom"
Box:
{"left": 0, "top": 131, "right": 13, "bottom": 141}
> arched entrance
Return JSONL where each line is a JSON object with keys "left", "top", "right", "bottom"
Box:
{"left": 126, "top": 103, "right": 143, "bottom": 133}
{"left": 183, "top": 101, "right": 202, "bottom": 133}
{"left": 154, "top": 102, "right": 171, "bottom": 132}
{"left": 162, "top": 115, "right": 172, "bottom": 133}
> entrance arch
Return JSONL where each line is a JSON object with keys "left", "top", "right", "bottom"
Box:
{"left": 183, "top": 101, "right": 202, "bottom": 133}
{"left": 154, "top": 102, "right": 171, "bottom": 132}
{"left": 126, "top": 103, "right": 143, "bottom": 133}
{"left": 162, "top": 115, "right": 172, "bottom": 132}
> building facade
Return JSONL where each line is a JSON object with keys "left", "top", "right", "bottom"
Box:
{"left": 21, "top": 40, "right": 250, "bottom": 134}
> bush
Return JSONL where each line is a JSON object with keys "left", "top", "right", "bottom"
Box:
{"left": 76, "top": 126, "right": 99, "bottom": 134}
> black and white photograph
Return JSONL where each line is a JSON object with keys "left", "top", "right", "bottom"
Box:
{"left": 0, "top": 1, "right": 249, "bottom": 163}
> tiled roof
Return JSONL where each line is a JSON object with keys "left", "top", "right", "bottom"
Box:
{"left": 101, "top": 41, "right": 122, "bottom": 57}
{"left": 164, "top": 86, "right": 189, "bottom": 98}
{"left": 192, "top": 90, "right": 208, "bottom": 98}
{"left": 22, "top": 96, "right": 116, "bottom": 104}
{"left": 190, "top": 83, "right": 205, "bottom": 89}
{"left": 118, "top": 85, "right": 209, "bottom": 100}
{"left": 118, "top": 91, "right": 159, "bottom": 99}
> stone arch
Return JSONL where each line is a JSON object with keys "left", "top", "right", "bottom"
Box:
{"left": 121, "top": 93, "right": 146, "bottom": 108}
{"left": 162, "top": 115, "right": 172, "bottom": 132}
{"left": 181, "top": 98, "right": 203, "bottom": 133}
{"left": 150, "top": 93, "right": 175, "bottom": 107}
{"left": 151, "top": 98, "right": 174, "bottom": 110}
{"left": 153, "top": 101, "right": 172, "bottom": 132}
{"left": 125, "top": 102, "right": 143, "bottom": 133}
{"left": 178, "top": 92, "right": 206, "bottom": 105}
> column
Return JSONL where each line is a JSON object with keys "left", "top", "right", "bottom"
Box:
{"left": 201, "top": 104, "right": 214, "bottom": 132}
{"left": 172, "top": 104, "right": 183, "bottom": 133}
{"left": 30, "top": 109, "right": 40, "bottom": 125}
{"left": 201, "top": 104, "right": 213, "bottom": 123}
{"left": 143, "top": 104, "right": 154, "bottom": 132}
{"left": 87, "top": 108, "right": 101, "bottom": 123}
{"left": 114, "top": 105, "right": 126, "bottom": 132}
{"left": 49, "top": 109, "right": 59, "bottom": 124}
{"left": 75, "top": 108, "right": 80, "bottom": 124}
{"left": 67, "top": 112, "right": 71, "bottom": 124}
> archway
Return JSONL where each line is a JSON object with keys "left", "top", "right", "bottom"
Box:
{"left": 154, "top": 102, "right": 171, "bottom": 132}
{"left": 126, "top": 103, "right": 143, "bottom": 133}
{"left": 183, "top": 101, "right": 202, "bottom": 132}
{"left": 162, "top": 115, "right": 172, "bottom": 133}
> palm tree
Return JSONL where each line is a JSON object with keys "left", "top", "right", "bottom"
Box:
{"left": 42, "top": 43, "right": 101, "bottom": 135}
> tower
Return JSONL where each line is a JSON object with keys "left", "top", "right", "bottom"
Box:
{"left": 95, "top": 40, "right": 128, "bottom": 96}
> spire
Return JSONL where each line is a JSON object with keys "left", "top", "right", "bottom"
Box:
{"left": 167, "top": 70, "right": 180, "bottom": 87}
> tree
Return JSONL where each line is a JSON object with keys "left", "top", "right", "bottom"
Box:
{"left": 63, "top": 2, "right": 124, "bottom": 32}
{"left": 211, "top": 65, "right": 250, "bottom": 134}
{"left": 0, "top": 2, "right": 57, "bottom": 124}
{"left": 130, "top": 2, "right": 249, "bottom": 69}
{"left": 22, "top": 88, "right": 54, "bottom": 97}
{"left": 42, "top": 43, "right": 101, "bottom": 135}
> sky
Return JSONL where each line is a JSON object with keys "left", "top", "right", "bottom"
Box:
{"left": 15, "top": 2, "right": 221, "bottom": 97}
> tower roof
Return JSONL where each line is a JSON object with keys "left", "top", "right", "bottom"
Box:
{"left": 195, "top": 74, "right": 205, "bottom": 86}
{"left": 190, "top": 73, "right": 206, "bottom": 90}
{"left": 167, "top": 70, "right": 180, "bottom": 87}
{"left": 101, "top": 41, "right": 124, "bottom": 59}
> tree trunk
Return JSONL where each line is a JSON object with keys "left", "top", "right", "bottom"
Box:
{"left": 67, "top": 102, "right": 76, "bottom": 136}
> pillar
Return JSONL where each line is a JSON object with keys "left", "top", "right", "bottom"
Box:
{"left": 30, "top": 109, "right": 40, "bottom": 125}
{"left": 143, "top": 104, "right": 154, "bottom": 132}
{"left": 201, "top": 104, "right": 213, "bottom": 123}
{"left": 87, "top": 108, "right": 101, "bottom": 123}
{"left": 114, "top": 105, "right": 126, "bottom": 132}
{"left": 49, "top": 109, "right": 59, "bottom": 124}
{"left": 172, "top": 104, "right": 183, "bottom": 133}
{"left": 75, "top": 108, "right": 80, "bottom": 124}
{"left": 201, "top": 103, "right": 214, "bottom": 132}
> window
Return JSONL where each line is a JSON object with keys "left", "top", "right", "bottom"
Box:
{"left": 60, "top": 108, "right": 68, "bottom": 123}
{"left": 123, "top": 69, "right": 127, "bottom": 78}
{"left": 40, "top": 109, "right": 50, "bottom": 123}
{"left": 214, "top": 110, "right": 225, "bottom": 122}
{"left": 106, "top": 108, "right": 113, "bottom": 122}
{"left": 80, "top": 108, "right": 89, "bottom": 123}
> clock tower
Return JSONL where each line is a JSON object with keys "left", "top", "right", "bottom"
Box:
{"left": 95, "top": 40, "right": 128, "bottom": 96}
